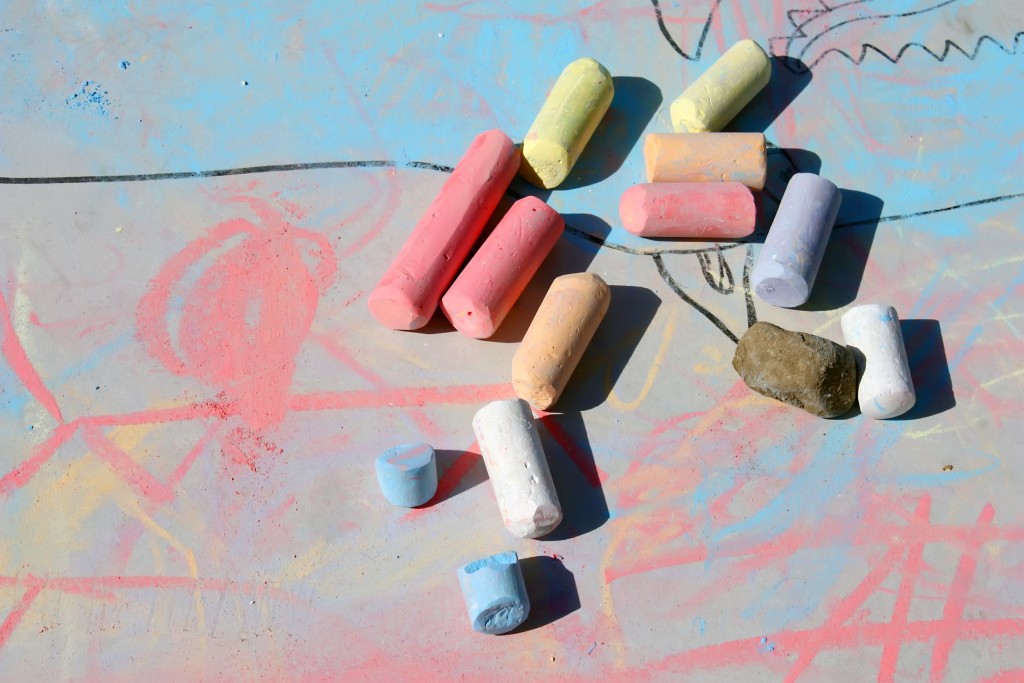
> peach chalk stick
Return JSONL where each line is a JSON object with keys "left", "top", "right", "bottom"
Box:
{"left": 368, "top": 130, "right": 520, "bottom": 330}
{"left": 619, "top": 182, "right": 756, "bottom": 238}
{"left": 512, "top": 273, "right": 610, "bottom": 410}
{"left": 441, "top": 197, "right": 564, "bottom": 339}
{"left": 644, "top": 133, "right": 766, "bottom": 189}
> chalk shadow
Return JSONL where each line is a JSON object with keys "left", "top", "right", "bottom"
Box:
{"left": 416, "top": 448, "right": 487, "bottom": 507}
{"left": 509, "top": 556, "right": 580, "bottom": 632}
{"left": 726, "top": 57, "right": 813, "bottom": 134}
{"left": 536, "top": 412, "right": 609, "bottom": 541}
{"left": 893, "top": 319, "right": 956, "bottom": 420}
{"left": 558, "top": 76, "right": 662, "bottom": 190}
{"left": 488, "top": 213, "right": 607, "bottom": 344}
{"left": 798, "top": 189, "right": 884, "bottom": 311}
{"left": 555, "top": 285, "right": 662, "bottom": 411}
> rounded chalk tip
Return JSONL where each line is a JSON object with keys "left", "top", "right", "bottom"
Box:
{"left": 669, "top": 97, "right": 709, "bottom": 133}
{"left": 789, "top": 172, "right": 840, "bottom": 197}
{"left": 507, "top": 504, "right": 563, "bottom": 539}
{"left": 440, "top": 291, "right": 496, "bottom": 339}
{"left": 753, "top": 275, "right": 809, "bottom": 308}
{"left": 368, "top": 285, "right": 431, "bottom": 331}
{"left": 860, "top": 390, "right": 916, "bottom": 420}
{"left": 618, "top": 185, "right": 647, "bottom": 235}
{"left": 513, "top": 378, "right": 558, "bottom": 412}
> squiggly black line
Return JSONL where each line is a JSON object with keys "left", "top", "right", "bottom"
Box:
{"left": 742, "top": 244, "right": 757, "bottom": 329}
{"left": 774, "top": 0, "right": 1023, "bottom": 73}
{"left": 654, "top": 253, "right": 739, "bottom": 344}
{"left": 650, "top": 0, "right": 722, "bottom": 61}
{"left": 697, "top": 247, "right": 735, "bottom": 294}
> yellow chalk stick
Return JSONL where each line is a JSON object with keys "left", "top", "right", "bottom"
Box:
{"left": 521, "top": 57, "right": 614, "bottom": 189}
{"left": 670, "top": 39, "right": 771, "bottom": 133}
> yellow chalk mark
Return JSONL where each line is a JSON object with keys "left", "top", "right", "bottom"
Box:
{"left": 278, "top": 538, "right": 347, "bottom": 582}
{"left": 607, "top": 312, "right": 677, "bottom": 411}
{"left": 694, "top": 344, "right": 725, "bottom": 375}
{"left": 981, "top": 367, "right": 1024, "bottom": 389}
{"left": 116, "top": 494, "right": 207, "bottom": 642}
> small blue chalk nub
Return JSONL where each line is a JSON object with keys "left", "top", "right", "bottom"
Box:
{"left": 375, "top": 443, "right": 437, "bottom": 507}
{"left": 457, "top": 551, "right": 530, "bottom": 635}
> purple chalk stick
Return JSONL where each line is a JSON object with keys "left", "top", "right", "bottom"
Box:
{"left": 752, "top": 173, "right": 842, "bottom": 308}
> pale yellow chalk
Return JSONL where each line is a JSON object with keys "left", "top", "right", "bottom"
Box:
{"left": 521, "top": 58, "right": 614, "bottom": 189}
{"left": 670, "top": 39, "right": 771, "bottom": 133}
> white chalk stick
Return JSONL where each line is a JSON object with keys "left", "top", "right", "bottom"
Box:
{"left": 472, "top": 399, "right": 562, "bottom": 539}
{"left": 841, "top": 304, "right": 916, "bottom": 419}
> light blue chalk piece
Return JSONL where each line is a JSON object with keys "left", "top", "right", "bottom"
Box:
{"left": 457, "top": 551, "right": 530, "bottom": 635}
{"left": 374, "top": 443, "right": 437, "bottom": 507}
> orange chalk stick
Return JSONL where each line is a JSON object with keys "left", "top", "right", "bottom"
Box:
{"left": 368, "top": 130, "right": 520, "bottom": 330}
{"left": 644, "top": 133, "right": 766, "bottom": 189}
{"left": 442, "top": 196, "right": 564, "bottom": 339}
{"left": 512, "top": 272, "right": 610, "bottom": 410}
{"left": 620, "top": 182, "right": 756, "bottom": 239}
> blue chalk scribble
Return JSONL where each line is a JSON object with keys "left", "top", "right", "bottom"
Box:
{"left": 693, "top": 616, "right": 707, "bottom": 636}
{"left": 119, "top": 60, "right": 130, "bottom": 69}
{"left": 66, "top": 80, "right": 111, "bottom": 116}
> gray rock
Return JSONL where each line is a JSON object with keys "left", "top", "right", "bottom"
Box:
{"left": 732, "top": 321, "right": 857, "bottom": 418}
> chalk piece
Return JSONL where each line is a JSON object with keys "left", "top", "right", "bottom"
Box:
{"left": 512, "top": 272, "right": 610, "bottom": 410}
{"left": 374, "top": 443, "right": 438, "bottom": 507}
{"left": 368, "top": 130, "right": 520, "bottom": 330}
{"left": 441, "top": 196, "right": 564, "bottom": 339}
{"left": 733, "top": 321, "right": 857, "bottom": 418}
{"left": 670, "top": 39, "right": 771, "bottom": 133}
{"left": 619, "top": 182, "right": 756, "bottom": 239}
{"left": 841, "top": 304, "right": 916, "bottom": 419}
{"left": 457, "top": 551, "right": 530, "bottom": 634}
{"left": 472, "top": 399, "right": 562, "bottom": 539}
{"left": 644, "top": 133, "right": 766, "bottom": 189}
{"left": 752, "top": 173, "right": 842, "bottom": 308}
{"left": 521, "top": 57, "right": 614, "bottom": 189}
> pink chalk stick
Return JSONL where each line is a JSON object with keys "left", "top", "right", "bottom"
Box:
{"left": 368, "top": 130, "right": 521, "bottom": 330}
{"left": 441, "top": 196, "right": 564, "bottom": 339}
{"left": 619, "top": 182, "right": 756, "bottom": 238}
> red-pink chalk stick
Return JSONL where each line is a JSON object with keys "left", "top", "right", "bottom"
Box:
{"left": 441, "top": 196, "right": 564, "bottom": 339}
{"left": 619, "top": 182, "right": 756, "bottom": 238}
{"left": 368, "top": 130, "right": 521, "bottom": 330}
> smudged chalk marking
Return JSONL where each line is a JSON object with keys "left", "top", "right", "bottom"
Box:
{"left": 119, "top": 60, "right": 130, "bottom": 69}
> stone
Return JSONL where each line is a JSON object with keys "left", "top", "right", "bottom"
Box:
{"left": 732, "top": 321, "right": 857, "bottom": 418}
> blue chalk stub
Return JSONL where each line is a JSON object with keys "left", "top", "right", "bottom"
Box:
{"left": 375, "top": 443, "right": 438, "bottom": 507}
{"left": 457, "top": 551, "right": 530, "bottom": 635}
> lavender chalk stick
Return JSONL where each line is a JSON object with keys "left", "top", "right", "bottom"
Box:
{"left": 375, "top": 443, "right": 437, "bottom": 507}
{"left": 752, "top": 173, "right": 842, "bottom": 308}
{"left": 458, "top": 551, "right": 530, "bottom": 634}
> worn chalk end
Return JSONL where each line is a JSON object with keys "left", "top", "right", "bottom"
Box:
{"left": 859, "top": 388, "right": 916, "bottom": 420}
{"left": 368, "top": 284, "right": 432, "bottom": 331}
{"left": 440, "top": 290, "right": 496, "bottom": 339}
{"left": 507, "top": 503, "right": 563, "bottom": 539}
{"left": 754, "top": 274, "right": 810, "bottom": 308}
{"left": 458, "top": 551, "right": 531, "bottom": 635}
{"left": 669, "top": 96, "right": 709, "bottom": 133}
{"left": 520, "top": 138, "right": 570, "bottom": 189}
